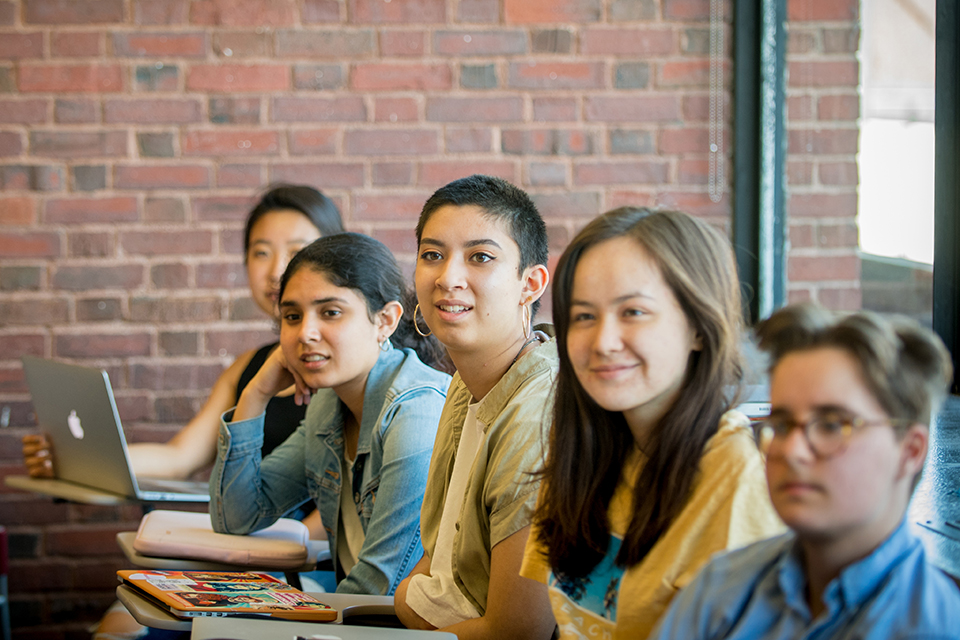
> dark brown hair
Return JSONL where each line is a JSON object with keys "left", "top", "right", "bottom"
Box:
{"left": 534, "top": 207, "right": 744, "bottom": 577}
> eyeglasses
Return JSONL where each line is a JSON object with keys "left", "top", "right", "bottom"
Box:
{"left": 752, "top": 411, "right": 913, "bottom": 458}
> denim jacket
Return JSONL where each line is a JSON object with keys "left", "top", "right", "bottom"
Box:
{"left": 210, "top": 346, "right": 450, "bottom": 596}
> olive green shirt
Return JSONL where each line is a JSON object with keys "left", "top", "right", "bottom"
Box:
{"left": 419, "top": 338, "right": 558, "bottom": 615}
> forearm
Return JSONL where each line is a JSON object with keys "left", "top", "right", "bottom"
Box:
{"left": 395, "top": 559, "right": 434, "bottom": 630}
{"left": 128, "top": 442, "right": 212, "bottom": 479}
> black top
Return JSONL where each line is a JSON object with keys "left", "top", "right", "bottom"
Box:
{"left": 236, "top": 342, "right": 307, "bottom": 458}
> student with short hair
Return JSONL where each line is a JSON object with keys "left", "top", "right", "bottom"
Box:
{"left": 649, "top": 303, "right": 960, "bottom": 639}
{"left": 522, "top": 207, "right": 785, "bottom": 639}
{"left": 211, "top": 233, "right": 451, "bottom": 595}
{"left": 394, "top": 175, "right": 557, "bottom": 640}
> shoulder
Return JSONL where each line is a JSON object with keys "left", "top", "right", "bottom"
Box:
{"left": 872, "top": 541, "right": 960, "bottom": 634}
{"left": 699, "top": 410, "right": 765, "bottom": 473}
{"left": 383, "top": 348, "right": 452, "bottom": 398}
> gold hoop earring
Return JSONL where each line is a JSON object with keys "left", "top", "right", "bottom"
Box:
{"left": 521, "top": 303, "right": 531, "bottom": 341}
{"left": 414, "top": 303, "right": 432, "bottom": 337}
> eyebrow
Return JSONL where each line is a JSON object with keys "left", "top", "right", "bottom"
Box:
{"left": 569, "top": 292, "right": 654, "bottom": 306}
{"left": 419, "top": 237, "right": 503, "bottom": 250}
{"left": 279, "top": 296, "right": 346, "bottom": 308}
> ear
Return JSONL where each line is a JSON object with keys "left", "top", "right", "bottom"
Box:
{"left": 896, "top": 423, "right": 929, "bottom": 482}
{"left": 376, "top": 301, "right": 404, "bottom": 341}
{"left": 520, "top": 264, "right": 550, "bottom": 305}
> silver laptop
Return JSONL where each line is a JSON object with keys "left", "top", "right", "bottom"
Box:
{"left": 21, "top": 356, "right": 209, "bottom": 502}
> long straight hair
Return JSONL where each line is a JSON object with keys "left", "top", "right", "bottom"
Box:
{"left": 534, "top": 208, "right": 745, "bottom": 576}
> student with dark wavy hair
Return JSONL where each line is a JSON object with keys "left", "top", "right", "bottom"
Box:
{"left": 211, "top": 233, "right": 451, "bottom": 595}
{"left": 649, "top": 304, "right": 960, "bottom": 639}
{"left": 522, "top": 207, "right": 784, "bottom": 639}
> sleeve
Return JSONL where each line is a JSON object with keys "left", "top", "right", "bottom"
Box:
{"left": 336, "top": 387, "right": 446, "bottom": 595}
{"left": 209, "top": 409, "right": 312, "bottom": 535}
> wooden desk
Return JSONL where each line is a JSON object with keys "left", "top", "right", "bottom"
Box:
{"left": 5, "top": 475, "right": 133, "bottom": 505}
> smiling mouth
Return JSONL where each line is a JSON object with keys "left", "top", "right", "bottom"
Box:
{"left": 437, "top": 304, "right": 471, "bottom": 313}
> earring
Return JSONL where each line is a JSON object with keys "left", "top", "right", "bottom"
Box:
{"left": 413, "top": 303, "right": 432, "bottom": 337}
{"left": 521, "top": 302, "right": 531, "bottom": 341}
{"left": 379, "top": 338, "right": 390, "bottom": 352}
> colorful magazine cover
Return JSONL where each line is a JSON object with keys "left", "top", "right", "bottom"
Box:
{"left": 117, "top": 570, "right": 337, "bottom": 621}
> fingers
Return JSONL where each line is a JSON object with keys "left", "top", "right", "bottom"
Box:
{"left": 22, "top": 434, "right": 54, "bottom": 478}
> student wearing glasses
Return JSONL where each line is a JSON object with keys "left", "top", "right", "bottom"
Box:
{"left": 649, "top": 303, "right": 960, "bottom": 640}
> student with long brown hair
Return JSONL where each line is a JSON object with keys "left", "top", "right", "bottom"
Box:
{"left": 522, "top": 207, "right": 784, "bottom": 638}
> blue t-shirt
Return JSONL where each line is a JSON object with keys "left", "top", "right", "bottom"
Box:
{"left": 649, "top": 519, "right": 960, "bottom": 640}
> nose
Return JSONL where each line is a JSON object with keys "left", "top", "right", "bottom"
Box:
{"left": 269, "top": 251, "right": 288, "bottom": 283}
{"left": 776, "top": 422, "right": 816, "bottom": 463}
{"left": 298, "top": 314, "right": 321, "bottom": 344}
{"left": 434, "top": 257, "right": 466, "bottom": 291}
{"left": 592, "top": 315, "right": 623, "bottom": 355}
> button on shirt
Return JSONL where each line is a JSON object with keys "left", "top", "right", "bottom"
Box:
{"left": 649, "top": 519, "right": 960, "bottom": 640}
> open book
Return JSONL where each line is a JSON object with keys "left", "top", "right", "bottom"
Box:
{"left": 117, "top": 570, "right": 337, "bottom": 622}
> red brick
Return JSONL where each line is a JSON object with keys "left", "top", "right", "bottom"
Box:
{"left": 660, "top": 60, "right": 715, "bottom": 87}
{"left": 218, "top": 163, "right": 263, "bottom": 187}
{"left": 288, "top": 129, "right": 338, "bottom": 155}
{"left": 151, "top": 263, "right": 190, "bottom": 288}
{"left": 533, "top": 98, "right": 577, "bottom": 122}
{"left": 817, "top": 287, "right": 861, "bottom": 311}
{"left": 0, "top": 232, "right": 60, "bottom": 257}
{"left": 209, "top": 97, "right": 260, "bottom": 124}
{"left": 190, "top": 0, "right": 297, "bottom": 26}
{"left": 205, "top": 329, "right": 277, "bottom": 357}
{"left": 427, "top": 97, "right": 522, "bottom": 122}
{"left": 0, "top": 197, "right": 36, "bottom": 225}
{"left": 817, "top": 221, "right": 859, "bottom": 248}
{"left": 788, "top": 254, "right": 859, "bottom": 282}
{"left": 823, "top": 28, "right": 860, "bottom": 54}
{"left": 0, "top": 1, "right": 12, "bottom": 24}
{"left": 418, "top": 160, "right": 516, "bottom": 187}
{"left": 350, "top": 0, "right": 446, "bottom": 23}
{"left": 530, "top": 192, "right": 600, "bottom": 219}
{"left": 55, "top": 333, "right": 150, "bottom": 358}
{"left": 270, "top": 163, "right": 364, "bottom": 188}
{"left": 0, "top": 131, "right": 22, "bottom": 156}
{"left": 445, "top": 128, "right": 493, "bottom": 153}
{"left": 214, "top": 31, "right": 270, "bottom": 57}
{"left": 52, "top": 264, "right": 145, "bottom": 290}
{"left": 502, "top": 129, "right": 595, "bottom": 155}
{"left": 787, "top": 95, "right": 815, "bottom": 121}
{"left": 789, "top": 223, "right": 815, "bottom": 248}
{"left": 664, "top": 0, "right": 710, "bottom": 20}
{"left": 786, "top": 28, "right": 817, "bottom": 54}
{"left": 375, "top": 98, "right": 419, "bottom": 123}
{"left": 788, "top": 61, "right": 859, "bottom": 88}
{"left": 133, "top": 63, "right": 180, "bottom": 91}
{"left": 656, "top": 191, "right": 729, "bottom": 216}
{"left": 292, "top": 64, "right": 344, "bottom": 90}
{"left": 191, "top": 195, "right": 250, "bottom": 221}
{"left": 0, "top": 33, "right": 44, "bottom": 59}
{"left": 112, "top": 32, "right": 207, "bottom": 57}
{"left": 659, "top": 127, "right": 709, "bottom": 154}
{"left": 508, "top": 62, "right": 604, "bottom": 90}
{"left": 504, "top": 0, "right": 600, "bottom": 23}
{"left": 787, "top": 0, "right": 858, "bottom": 21}
{"left": 458, "top": 0, "right": 499, "bottom": 22}
{"left": 0, "top": 298, "right": 68, "bottom": 324}
{"left": 586, "top": 96, "right": 680, "bottom": 123}
{"left": 197, "top": 262, "right": 246, "bottom": 288}
{"left": 29, "top": 131, "right": 127, "bottom": 159}
{"left": 371, "top": 228, "right": 419, "bottom": 255}
{"left": 0, "top": 99, "right": 48, "bottom": 124}
{"left": 0, "top": 334, "right": 46, "bottom": 359}
{"left": 678, "top": 159, "right": 709, "bottom": 184}
{"left": 51, "top": 32, "right": 103, "bottom": 57}
{"left": 114, "top": 164, "right": 211, "bottom": 189}
{"left": 68, "top": 231, "right": 114, "bottom": 256}
{"left": 581, "top": 28, "right": 674, "bottom": 55}
{"left": 144, "top": 197, "right": 186, "bottom": 222}
{"left": 121, "top": 229, "right": 214, "bottom": 255}
{"left": 434, "top": 30, "right": 526, "bottom": 55}
{"left": 187, "top": 64, "right": 289, "bottom": 91}
{"left": 182, "top": 130, "right": 280, "bottom": 156}
{"left": 372, "top": 162, "right": 414, "bottom": 186}
{"left": 353, "top": 193, "right": 432, "bottom": 221}
{"left": 818, "top": 94, "right": 859, "bottom": 121}
{"left": 271, "top": 96, "right": 367, "bottom": 122}
{"left": 574, "top": 161, "right": 668, "bottom": 185}
{"left": 344, "top": 129, "right": 439, "bottom": 156}
{"left": 25, "top": 0, "right": 124, "bottom": 24}
{"left": 788, "top": 129, "right": 858, "bottom": 155}
{"left": 527, "top": 161, "right": 567, "bottom": 187}
{"left": 134, "top": 0, "right": 189, "bottom": 24}
{"left": 0, "top": 164, "right": 65, "bottom": 191}
{"left": 352, "top": 63, "right": 452, "bottom": 91}
{"left": 303, "top": 0, "right": 342, "bottom": 22}
{"left": 787, "top": 160, "right": 813, "bottom": 185}
{"left": 130, "top": 296, "right": 222, "bottom": 322}
{"left": 789, "top": 193, "right": 858, "bottom": 217}
{"left": 380, "top": 30, "right": 426, "bottom": 57}
{"left": 276, "top": 29, "right": 375, "bottom": 57}
{"left": 819, "top": 161, "right": 858, "bottom": 186}
{"left": 18, "top": 64, "right": 124, "bottom": 93}
{"left": 45, "top": 196, "right": 138, "bottom": 223}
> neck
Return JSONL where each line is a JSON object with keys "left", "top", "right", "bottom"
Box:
{"left": 450, "top": 332, "right": 534, "bottom": 402}
{"left": 334, "top": 377, "right": 367, "bottom": 434}
{"left": 799, "top": 510, "right": 904, "bottom": 617}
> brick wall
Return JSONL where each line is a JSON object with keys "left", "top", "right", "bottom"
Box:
{"left": 0, "top": 0, "right": 860, "bottom": 635}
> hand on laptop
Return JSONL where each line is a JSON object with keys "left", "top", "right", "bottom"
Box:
{"left": 22, "top": 434, "right": 55, "bottom": 478}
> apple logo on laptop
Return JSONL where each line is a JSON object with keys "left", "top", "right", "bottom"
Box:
{"left": 66, "top": 410, "right": 84, "bottom": 439}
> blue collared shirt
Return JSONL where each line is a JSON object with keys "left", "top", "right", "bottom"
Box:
{"left": 209, "top": 346, "right": 450, "bottom": 596}
{"left": 650, "top": 519, "right": 960, "bottom": 640}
